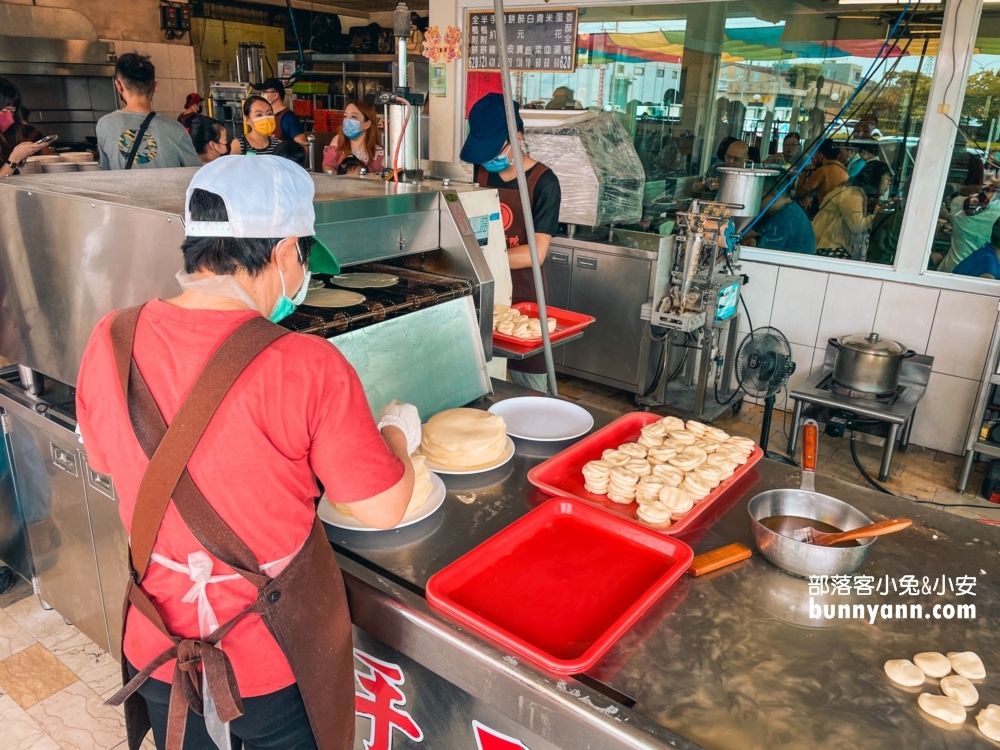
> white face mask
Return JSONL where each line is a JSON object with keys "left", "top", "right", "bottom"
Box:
{"left": 175, "top": 270, "right": 259, "bottom": 311}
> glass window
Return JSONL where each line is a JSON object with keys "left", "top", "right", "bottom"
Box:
{"left": 927, "top": 10, "right": 1000, "bottom": 282}
{"left": 478, "top": 1, "right": 941, "bottom": 264}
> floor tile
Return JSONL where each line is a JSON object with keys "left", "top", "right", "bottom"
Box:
{"left": 50, "top": 631, "right": 122, "bottom": 698}
{"left": 0, "top": 643, "right": 79, "bottom": 709}
{"left": 0, "top": 608, "right": 36, "bottom": 660}
{"left": 0, "top": 693, "right": 59, "bottom": 749}
{"left": 4, "top": 597, "right": 79, "bottom": 649}
{"left": 26, "top": 681, "right": 127, "bottom": 750}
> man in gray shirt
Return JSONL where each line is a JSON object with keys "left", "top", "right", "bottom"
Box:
{"left": 97, "top": 53, "right": 201, "bottom": 170}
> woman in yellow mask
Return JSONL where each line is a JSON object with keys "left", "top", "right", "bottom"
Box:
{"left": 231, "top": 95, "right": 281, "bottom": 155}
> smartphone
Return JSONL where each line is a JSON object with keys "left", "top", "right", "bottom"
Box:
{"left": 34, "top": 134, "right": 58, "bottom": 145}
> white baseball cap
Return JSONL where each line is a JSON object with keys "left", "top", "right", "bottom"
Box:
{"left": 184, "top": 154, "right": 339, "bottom": 274}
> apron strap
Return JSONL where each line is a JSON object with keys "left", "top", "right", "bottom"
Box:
{"left": 126, "top": 358, "right": 270, "bottom": 589}
{"left": 110, "top": 310, "right": 288, "bottom": 580}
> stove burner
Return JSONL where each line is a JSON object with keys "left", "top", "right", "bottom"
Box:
{"left": 827, "top": 378, "right": 904, "bottom": 405}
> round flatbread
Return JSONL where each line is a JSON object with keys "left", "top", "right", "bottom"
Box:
{"left": 420, "top": 408, "right": 508, "bottom": 470}
{"left": 947, "top": 651, "right": 986, "bottom": 680}
{"left": 978, "top": 706, "right": 1000, "bottom": 742}
{"left": 331, "top": 272, "right": 398, "bottom": 289}
{"left": 917, "top": 693, "right": 965, "bottom": 725}
{"left": 914, "top": 652, "right": 952, "bottom": 679}
{"left": 884, "top": 659, "right": 925, "bottom": 687}
{"left": 941, "top": 675, "right": 979, "bottom": 707}
{"left": 303, "top": 288, "right": 366, "bottom": 308}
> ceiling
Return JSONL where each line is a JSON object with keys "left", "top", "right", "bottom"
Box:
{"left": 242, "top": 0, "right": 428, "bottom": 16}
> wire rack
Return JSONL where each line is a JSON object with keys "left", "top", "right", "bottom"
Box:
{"left": 280, "top": 262, "right": 475, "bottom": 338}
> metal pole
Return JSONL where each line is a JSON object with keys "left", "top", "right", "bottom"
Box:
{"left": 492, "top": 0, "right": 558, "bottom": 396}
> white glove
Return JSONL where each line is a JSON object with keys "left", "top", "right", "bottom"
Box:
{"left": 377, "top": 400, "right": 422, "bottom": 455}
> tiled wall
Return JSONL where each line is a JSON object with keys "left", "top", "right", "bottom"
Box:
{"left": 100, "top": 40, "right": 198, "bottom": 121}
{"left": 738, "top": 260, "right": 999, "bottom": 455}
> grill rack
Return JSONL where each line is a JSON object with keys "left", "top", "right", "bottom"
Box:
{"left": 281, "top": 262, "right": 475, "bottom": 338}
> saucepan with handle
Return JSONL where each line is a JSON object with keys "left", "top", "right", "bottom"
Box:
{"left": 747, "top": 420, "right": 908, "bottom": 578}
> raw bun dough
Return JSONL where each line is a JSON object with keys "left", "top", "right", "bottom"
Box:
{"left": 978, "top": 705, "right": 1000, "bottom": 742}
{"left": 884, "top": 659, "right": 925, "bottom": 687}
{"left": 948, "top": 652, "right": 986, "bottom": 680}
{"left": 914, "top": 652, "right": 953, "bottom": 679}
{"left": 303, "top": 288, "right": 366, "bottom": 308}
{"left": 917, "top": 693, "right": 966, "bottom": 725}
{"left": 331, "top": 272, "right": 399, "bottom": 288}
{"left": 420, "top": 408, "right": 508, "bottom": 470}
{"left": 940, "top": 675, "right": 979, "bottom": 707}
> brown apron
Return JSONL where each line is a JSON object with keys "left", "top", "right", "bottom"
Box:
{"left": 105, "top": 305, "right": 355, "bottom": 750}
{"left": 477, "top": 163, "right": 551, "bottom": 374}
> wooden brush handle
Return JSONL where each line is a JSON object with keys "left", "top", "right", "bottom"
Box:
{"left": 819, "top": 518, "right": 912, "bottom": 546}
{"left": 688, "top": 543, "right": 752, "bottom": 577}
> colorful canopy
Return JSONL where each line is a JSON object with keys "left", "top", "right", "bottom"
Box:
{"left": 577, "top": 27, "right": 940, "bottom": 65}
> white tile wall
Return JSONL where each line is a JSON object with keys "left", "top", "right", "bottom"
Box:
{"left": 737, "top": 260, "right": 778, "bottom": 334}
{"left": 768, "top": 267, "right": 829, "bottom": 347}
{"left": 738, "top": 260, "right": 1000, "bottom": 455}
{"left": 815, "top": 274, "right": 882, "bottom": 348}
{"left": 168, "top": 44, "right": 196, "bottom": 80}
{"left": 910, "top": 372, "right": 980, "bottom": 454}
{"left": 871, "top": 282, "right": 940, "bottom": 354}
{"left": 925, "top": 291, "right": 999, "bottom": 380}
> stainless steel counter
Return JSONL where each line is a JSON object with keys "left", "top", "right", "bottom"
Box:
{"left": 335, "top": 380, "right": 1000, "bottom": 750}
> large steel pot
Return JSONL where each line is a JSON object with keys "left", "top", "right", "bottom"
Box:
{"left": 829, "top": 332, "right": 915, "bottom": 395}
{"left": 717, "top": 166, "right": 778, "bottom": 217}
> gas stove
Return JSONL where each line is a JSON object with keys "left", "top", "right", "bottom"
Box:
{"left": 787, "top": 343, "right": 933, "bottom": 481}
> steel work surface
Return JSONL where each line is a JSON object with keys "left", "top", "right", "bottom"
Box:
{"left": 330, "top": 381, "right": 1000, "bottom": 750}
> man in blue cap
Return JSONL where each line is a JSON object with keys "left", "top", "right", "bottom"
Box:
{"left": 462, "top": 93, "right": 561, "bottom": 393}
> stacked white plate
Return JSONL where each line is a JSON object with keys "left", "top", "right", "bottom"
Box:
{"left": 76, "top": 162, "right": 101, "bottom": 172}
{"left": 61, "top": 152, "right": 95, "bottom": 163}
{"left": 41, "top": 162, "right": 78, "bottom": 173}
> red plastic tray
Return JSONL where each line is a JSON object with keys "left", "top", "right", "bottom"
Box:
{"left": 492, "top": 302, "right": 595, "bottom": 347}
{"left": 526, "top": 412, "right": 764, "bottom": 536}
{"left": 426, "top": 497, "right": 693, "bottom": 675}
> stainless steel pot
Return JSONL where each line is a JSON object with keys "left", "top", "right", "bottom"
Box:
{"left": 829, "top": 332, "right": 915, "bottom": 395}
{"left": 717, "top": 165, "right": 778, "bottom": 217}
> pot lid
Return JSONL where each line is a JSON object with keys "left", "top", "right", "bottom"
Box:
{"left": 837, "top": 332, "right": 908, "bottom": 356}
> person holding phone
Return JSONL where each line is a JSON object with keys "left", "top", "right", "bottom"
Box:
{"left": 0, "top": 77, "right": 52, "bottom": 176}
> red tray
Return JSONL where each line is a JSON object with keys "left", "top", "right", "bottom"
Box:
{"left": 526, "top": 412, "right": 764, "bottom": 536}
{"left": 493, "top": 302, "right": 595, "bottom": 347}
{"left": 426, "top": 497, "right": 693, "bottom": 675}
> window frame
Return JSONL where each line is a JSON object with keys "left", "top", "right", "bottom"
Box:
{"left": 458, "top": 0, "right": 997, "bottom": 297}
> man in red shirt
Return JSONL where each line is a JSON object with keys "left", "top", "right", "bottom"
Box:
{"left": 76, "top": 155, "right": 419, "bottom": 749}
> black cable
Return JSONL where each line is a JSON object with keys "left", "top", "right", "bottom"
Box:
{"left": 286, "top": 0, "right": 305, "bottom": 65}
{"left": 851, "top": 432, "right": 895, "bottom": 494}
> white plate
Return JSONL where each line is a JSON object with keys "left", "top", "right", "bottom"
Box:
{"left": 422, "top": 436, "right": 516, "bottom": 475}
{"left": 318, "top": 472, "right": 446, "bottom": 531}
{"left": 487, "top": 397, "right": 594, "bottom": 441}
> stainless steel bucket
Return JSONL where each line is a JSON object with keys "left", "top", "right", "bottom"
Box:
{"left": 717, "top": 166, "right": 779, "bottom": 217}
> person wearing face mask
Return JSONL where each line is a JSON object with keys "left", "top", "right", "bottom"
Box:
{"left": 251, "top": 78, "right": 307, "bottom": 145}
{"left": 461, "top": 93, "right": 561, "bottom": 393}
{"left": 0, "top": 77, "right": 51, "bottom": 177}
{"left": 189, "top": 115, "right": 230, "bottom": 164}
{"left": 322, "top": 100, "right": 384, "bottom": 174}
{"left": 231, "top": 96, "right": 282, "bottom": 155}
{"left": 96, "top": 53, "right": 201, "bottom": 170}
{"left": 75, "top": 155, "right": 416, "bottom": 750}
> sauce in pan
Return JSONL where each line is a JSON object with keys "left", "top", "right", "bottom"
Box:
{"left": 759, "top": 515, "right": 862, "bottom": 547}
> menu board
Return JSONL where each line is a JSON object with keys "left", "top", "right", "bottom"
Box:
{"left": 467, "top": 8, "right": 578, "bottom": 73}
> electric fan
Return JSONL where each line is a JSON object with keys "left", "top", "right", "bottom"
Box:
{"left": 735, "top": 326, "right": 797, "bottom": 461}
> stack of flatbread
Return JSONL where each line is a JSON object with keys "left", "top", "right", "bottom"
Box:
{"left": 420, "top": 408, "right": 508, "bottom": 470}
{"left": 493, "top": 304, "right": 557, "bottom": 340}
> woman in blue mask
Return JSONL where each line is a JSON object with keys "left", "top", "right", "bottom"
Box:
{"left": 460, "top": 93, "right": 562, "bottom": 394}
{"left": 322, "top": 100, "right": 385, "bottom": 175}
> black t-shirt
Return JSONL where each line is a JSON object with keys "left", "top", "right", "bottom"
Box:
{"left": 484, "top": 164, "right": 562, "bottom": 238}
